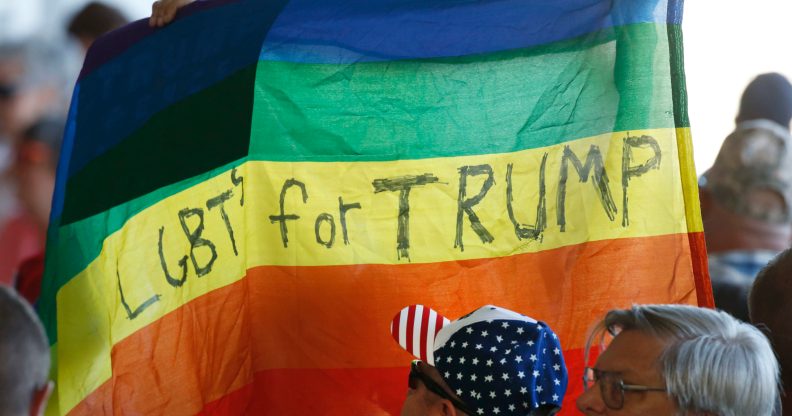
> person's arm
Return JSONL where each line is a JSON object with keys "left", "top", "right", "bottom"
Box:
{"left": 149, "top": 0, "right": 194, "bottom": 27}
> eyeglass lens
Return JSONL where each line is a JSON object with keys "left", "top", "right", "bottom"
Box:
{"left": 584, "top": 368, "right": 624, "bottom": 410}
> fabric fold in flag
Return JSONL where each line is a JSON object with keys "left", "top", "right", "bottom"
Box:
{"left": 39, "top": 0, "right": 709, "bottom": 414}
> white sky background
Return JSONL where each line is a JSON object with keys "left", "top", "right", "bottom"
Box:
{"left": 683, "top": 0, "right": 792, "bottom": 174}
{"left": 1, "top": 0, "right": 790, "bottom": 175}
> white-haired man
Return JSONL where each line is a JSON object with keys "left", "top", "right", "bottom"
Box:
{"left": 577, "top": 304, "right": 778, "bottom": 415}
{"left": 0, "top": 285, "right": 52, "bottom": 415}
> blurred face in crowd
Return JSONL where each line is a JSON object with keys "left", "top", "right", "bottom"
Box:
{"left": 750, "top": 250, "right": 792, "bottom": 395}
{"left": 12, "top": 136, "right": 56, "bottom": 228}
{"left": 577, "top": 330, "right": 677, "bottom": 416}
{"left": 402, "top": 360, "right": 464, "bottom": 416}
{"left": 0, "top": 58, "right": 54, "bottom": 140}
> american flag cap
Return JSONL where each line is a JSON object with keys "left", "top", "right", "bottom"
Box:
{"left": 390, "top": 305, "right": 451, "bottom": 365}
{"left": 391, "top": 305, "right": 568, "bottom": 414}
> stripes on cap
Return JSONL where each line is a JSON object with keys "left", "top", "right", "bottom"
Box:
{"left": 390, "top": 305, "right": 450, "bottom": 366}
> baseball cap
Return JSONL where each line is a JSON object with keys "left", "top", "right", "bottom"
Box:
{"left": 702, "top": 119, "right": 792, "bottom": 223}
{"left": 391, "top": 305, "right": 567, "bottom": 414}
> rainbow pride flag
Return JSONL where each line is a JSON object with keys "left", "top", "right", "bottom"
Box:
{"left": 40, "top": 0, "right": 710, "bottom": 414}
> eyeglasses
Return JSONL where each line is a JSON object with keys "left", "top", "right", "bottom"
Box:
{"left": 583, "top": 367, "right": 667, "bottom": 410}
{"left": 409, "top": 360, "right": 474, "bottom": 414}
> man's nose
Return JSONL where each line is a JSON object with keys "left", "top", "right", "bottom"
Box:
{"left": 576, "top": 383, "right": 606, "bottom": 414}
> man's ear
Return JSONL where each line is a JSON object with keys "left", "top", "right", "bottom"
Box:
{"left": 29, "top": 381, "right": 53, "bottom": 416}
{"left": 440, "top": 400, "right": 460, "bottom": 416}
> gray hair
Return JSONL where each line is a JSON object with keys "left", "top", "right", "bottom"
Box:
{"left": 0, "top": 286, "right": 50, "bottom": 415}
{"left": 586, "top": 304, "right": 779, "bottom": 416}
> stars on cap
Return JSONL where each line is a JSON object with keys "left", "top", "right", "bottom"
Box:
{"left": 433, "top": 319, "right": 567, "bottom": 414}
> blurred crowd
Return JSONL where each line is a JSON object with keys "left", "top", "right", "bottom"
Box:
{"left": 2, "top": 1, "right": 792, "bottom": 415}
{"left": 0, "top": 2, "right": 127, "bottom": 300}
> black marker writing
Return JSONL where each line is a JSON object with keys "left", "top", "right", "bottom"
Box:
{"left": 372, "top": 173, "right": 440, "bottom": 260}
{"left": 178, "top": 208, "right": 217, "bottom": 277}
{"left": 506, "top": 153, "right": 548, "bottom": 241}
{"left": 158, "top": 226, "right": 188, "bottom": 287}
{"left": 557, "top": 145, "right": 617, "bottom": 232}
{"left": 269, "top": 179, "right": 308, "bottom": 248}
{"left": 338, "top": 197, "right": 361, "bottom": 246}
{"left": 455, "top": 164, "right": 495, "bottom": 251}
{"left": 622, "top": 135, "right": 661, "bottom": 226}
{"left": 315, "top": 213, "right": 336, "bottom": 248}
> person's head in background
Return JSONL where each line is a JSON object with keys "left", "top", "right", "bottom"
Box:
{"left": 577, "top": 304, "right": 778, "bottom": 416}
{"left": 750, "top": 248, "right": 792, "bottom": 414}
{"left": 392, "top": 305, "right": 567, "bottom": 416}
{"left": 0, "top": 285, "right": 52, "bottom": 416}
{"left": 12, "top": 117, "right": 64, "bottom": 231}
{"left": 701, "top": 72, "right": 792, "bottom": 251}
{"left": 0, "top": 43, "right": 70, "bottom": 156}
{"left": 736, "top": 73, "right": 792, "bottom": 130}
{"left": 699, "top": 73, "right": 792, "bottom": 321}
{"left": 67, "top": 2, "right": 129, "bottom": 53}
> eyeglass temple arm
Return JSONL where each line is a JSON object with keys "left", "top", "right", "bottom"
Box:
{"left": 621, "top": 383, "right": 667, "bottom": 392}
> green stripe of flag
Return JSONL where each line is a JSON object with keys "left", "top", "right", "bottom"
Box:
{"left": 250, "top": 23, "right": 679, "bottom": 161}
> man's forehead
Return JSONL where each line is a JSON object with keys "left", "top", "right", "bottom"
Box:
{"left": 596, "top": 330, "right": 667, "bottom": 376}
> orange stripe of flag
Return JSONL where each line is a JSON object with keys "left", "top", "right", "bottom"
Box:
{"left": 68, "top": 233, "right": 698, "bottom": 414}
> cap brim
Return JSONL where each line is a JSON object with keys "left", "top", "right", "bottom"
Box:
{"left": 390, "top": 305, "right": 450, "bottom": 366}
